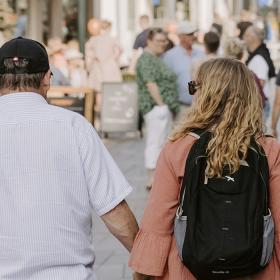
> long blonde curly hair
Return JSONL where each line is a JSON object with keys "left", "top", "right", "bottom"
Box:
{"left": 170, "top": 58, "right": 264, "bottom": 177}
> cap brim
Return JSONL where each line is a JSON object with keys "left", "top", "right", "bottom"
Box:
{"left": 179, "top": 29, "right": 198, "bottom": 35}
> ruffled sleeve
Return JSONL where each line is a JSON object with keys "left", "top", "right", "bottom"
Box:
{"left": 129, "top": 230, "right": 172, "bottom": 276}
{"left": 129, "top": 141, "right": 184, "bottom": 276}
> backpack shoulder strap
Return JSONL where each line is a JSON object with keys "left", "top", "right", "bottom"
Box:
{"left": 255, "top": 134, "right": 275, "bottom": 140}
{"left": 187, "top": 132, "right": 200, "bottom": 139}
{"left": 250, "top": 136, "right": 270, "bottom": 214}
{"left": 264, "top": 134, "right": 275, "bottom": 138}
{"left": 177, "top": 130, "right": 212, "bottom": 217}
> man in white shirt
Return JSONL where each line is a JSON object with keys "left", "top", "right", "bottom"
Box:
{"left": 0, "top": 37, "right": 139, "bottom": 279}
{"left": 243, "top": 26, "right": 276, "bottom": 120}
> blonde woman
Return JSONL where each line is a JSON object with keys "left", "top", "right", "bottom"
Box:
{"left": 129, "top": 58, "right": 280, "bottom": 279}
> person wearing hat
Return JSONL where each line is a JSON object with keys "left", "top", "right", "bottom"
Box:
{"left": 0, "top": 37, "right": 139, "bottom": 279}
{"left": 163, "top": 21, "right": 205, "bottom": 122}
{"left": 65, "top": 48, "right": 88, "bottom": 89}
{"left": 47, "top": 37, "right": 69, "bottom": 78}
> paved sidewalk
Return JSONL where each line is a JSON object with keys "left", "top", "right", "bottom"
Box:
{"left": 93, "top": 134, "right": 149, "bottom": 280}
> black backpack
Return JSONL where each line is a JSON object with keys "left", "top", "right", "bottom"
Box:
{"left": 174, "top": 131, "right": 274, "bottom": 280}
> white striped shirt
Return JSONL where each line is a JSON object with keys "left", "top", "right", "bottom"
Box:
{"left": 0, "top": 92, "right": 132, "bottom": 279}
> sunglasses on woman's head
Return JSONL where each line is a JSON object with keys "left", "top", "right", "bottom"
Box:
{"left": 188, "top": 81, "right": 200, "bottom": 95}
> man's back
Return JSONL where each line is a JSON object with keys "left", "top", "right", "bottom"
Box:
{"left": 0, "top": 92, "right": 132, "bottom": 279}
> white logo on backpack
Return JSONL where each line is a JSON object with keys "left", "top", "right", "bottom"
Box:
{"left": 225, "top": 176, "right": 235, "bottom": 182}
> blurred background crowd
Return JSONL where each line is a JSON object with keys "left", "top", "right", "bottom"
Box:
{"left": 1, "top": 0, "right": 280, "bottom": 83}
{"left": 1, "top": 0, "right": 280, "bottom": 132}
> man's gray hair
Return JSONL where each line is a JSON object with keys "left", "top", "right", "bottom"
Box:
{"left": 0, "top": 58, "right": 46, "bottom": 91}
{"left": 249, "top": 25, "right": 265, "bottom": 42}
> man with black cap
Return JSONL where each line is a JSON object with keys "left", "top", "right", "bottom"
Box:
{"left": 0, "top": 37, "right": 139, "bottom": 279}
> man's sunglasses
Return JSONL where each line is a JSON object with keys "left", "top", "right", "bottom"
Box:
{"left": 188, "top": 81, "right": 200, "bottom": 95}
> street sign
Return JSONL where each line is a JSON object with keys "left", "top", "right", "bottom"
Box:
{"left": 101, "top": 81, "right": 138, "bottom": 133}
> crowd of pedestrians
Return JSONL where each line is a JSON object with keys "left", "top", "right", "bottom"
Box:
{"left": 47, "top": 18, "right": 122, "bottom": 91}
{"left": 133, "top": 15, "right": 280, "bottom": 187}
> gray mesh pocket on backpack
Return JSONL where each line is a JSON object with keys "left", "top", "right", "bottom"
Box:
{"left": 174, "top": 212, "right": 187, "bottom": 260}
{"left": 260, "top": 209, "right": 274, "bottom": 266}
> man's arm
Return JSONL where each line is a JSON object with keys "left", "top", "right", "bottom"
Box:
{"left": 102, "top": 201, "right": 153, "bottom": 279}
{"left": 101, "top": 200, "right": 139, "bottom": 252}
{"left": 271, "top": 86, "right": 280, "bottom": 138}
{"left": 146, "top": 82, "right": 165, "bottom": 106}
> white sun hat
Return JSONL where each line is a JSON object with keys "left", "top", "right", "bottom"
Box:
{"left": 65, "top": 48, "right": 84, "bottom": 60}
{"left": 177, "top": 21, "right": 198, "bottom": 35}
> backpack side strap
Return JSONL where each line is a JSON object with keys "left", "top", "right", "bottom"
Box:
{"left": 264, "top": 134, "right": 275, "bottom": 138}
{"left": 255, "top": 134, "right": 275, "bottom": 140}
{"left": 187, "top": 132, "right": 201, "bottom": 139}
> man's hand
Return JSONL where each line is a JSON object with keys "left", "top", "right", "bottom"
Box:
{"left": 133, "top": 272, "right": 153, "bottom": 280}
{"left": 146, "top": 82, "right": 165, "bottom": 106}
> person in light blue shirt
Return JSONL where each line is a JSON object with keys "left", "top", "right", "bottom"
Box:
{"left": 163, "top": 21, "right": 205, "bottom": 117}
{"left": 14, "top": 9, "right": 27, "bottom": 37}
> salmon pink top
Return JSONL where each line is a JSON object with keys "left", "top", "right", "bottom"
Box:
{"left": 129, "top": 134, "right": 280, "bottom": 280}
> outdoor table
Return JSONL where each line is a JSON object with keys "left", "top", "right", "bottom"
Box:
{"left": 48, "top": 86, "right": 95, "bottom": 124}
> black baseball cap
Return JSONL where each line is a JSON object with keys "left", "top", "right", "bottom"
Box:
{"left": 0, "top": 37, "right": 50, "bottom": 74}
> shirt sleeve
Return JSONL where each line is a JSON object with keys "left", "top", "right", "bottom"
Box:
{"left": 138, "top": 55, "right": 158, "bottom": 83}
{"left": 266, "top": 140, "right": 280, "bottom": 270}
{"left": 129, "top": 144, "right": 180, "bottom": 276}
{"left": 80, "top": 125, "right": 132, "bottom": 216}
{"left": 254, "top": 138, "right": 280, "bottom": 280}
{"left": 248, "top": 55, "right": 269, "bottom": 81}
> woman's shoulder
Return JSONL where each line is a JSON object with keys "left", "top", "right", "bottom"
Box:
{"left": 161, "top": 134, "right": 198, "bottom": 177}
{"left": 162, "top": 135, "right": 280, "bottom": 175}
{"left": 86, "top": 36, "right": 97, "bottom": 44}
{"left": 260, "top": 136, "right": 280, "bottom": 168}
{"left": 165, "top": 133, "right": 197, "bottom": 150}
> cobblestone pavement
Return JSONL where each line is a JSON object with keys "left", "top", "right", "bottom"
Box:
{"left": 93, "top": 133, "right": 149, "bottom": 280}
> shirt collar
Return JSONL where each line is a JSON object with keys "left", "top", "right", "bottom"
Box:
{"left": 0, "top": 92, "right": 47, "bottom": 106}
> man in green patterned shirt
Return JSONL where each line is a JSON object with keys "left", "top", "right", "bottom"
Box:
{"left": 136, "top": 28, "right": 179, "bottom": 190}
